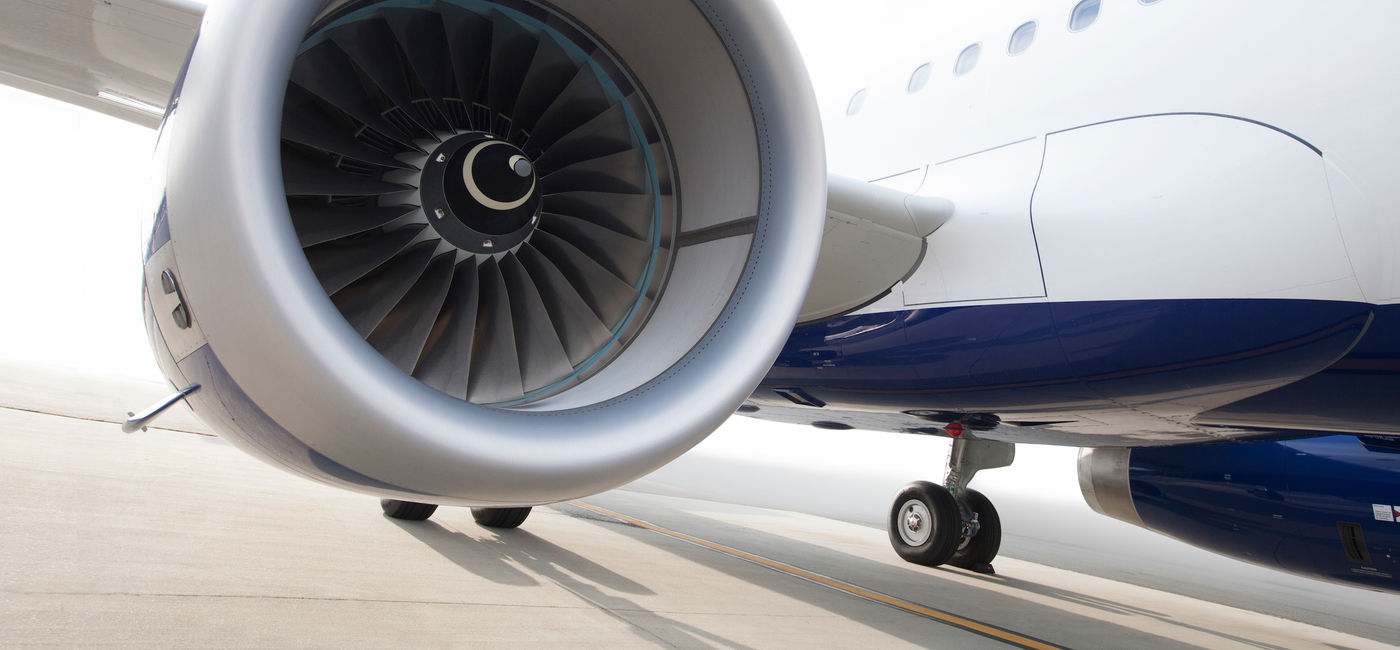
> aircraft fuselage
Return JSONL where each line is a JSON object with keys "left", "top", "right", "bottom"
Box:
{"left": 747, "top": 0, "right": 1400, "bottom": 446}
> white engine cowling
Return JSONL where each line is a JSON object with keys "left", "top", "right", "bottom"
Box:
{"left": 142, "top": 0, "right": 825, "bottom": 506}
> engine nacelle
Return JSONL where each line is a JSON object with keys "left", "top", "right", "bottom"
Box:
{"left": 141, "top": 0, "right": 824, "bottom": 506}
{"left": 1080, "top": 436, "right": 1400, "bottom": 592}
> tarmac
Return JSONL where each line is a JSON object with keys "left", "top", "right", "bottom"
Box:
{"left": 0, "top": 365, "right": 1396, "bottom": 649}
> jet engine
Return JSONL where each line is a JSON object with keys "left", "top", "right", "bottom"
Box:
{"left": 141, "top": 0, "right": 824, "bottom": 506}
{"left": 1080, "top": 436, "right": 1400, "bottom": 592}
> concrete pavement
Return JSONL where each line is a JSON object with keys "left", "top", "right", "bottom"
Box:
{"left": 0, "top": 367, "right": 1394, "bottom": 648}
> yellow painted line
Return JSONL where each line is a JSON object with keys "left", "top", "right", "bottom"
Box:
{"left": 571, "top": 501, "right": 1062, "bottom": 650}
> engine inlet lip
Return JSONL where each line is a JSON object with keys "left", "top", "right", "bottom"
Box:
{"left": 166, "top": 0, "right": 824, "bottom": 504}
{"left": 419, "top": 132, "right": 541, "bottom": 255}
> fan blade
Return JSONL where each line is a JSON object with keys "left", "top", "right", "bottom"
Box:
{"left": 304, "top": 224, "right": 426, "bottom": 295}
{"left": 516, "top": 243, "right": 613, "bottom": 366}
{"left": 282, "top": 145, "right": 411, "bottom": 197}
{"left": 486, "top": 10, "right": 537, "bottom": 128}
{"left": 511, "top": 33, "right": 577, "bottom": 135}
{"left": 326, "top": 17, "right": 434, "bottom": 141}
{"left": 440, "top": 3, "right": 493, "bottom": 120}
{"left": 500, "top": 255, "right": 575, "bottom": 393}
{"left": 526, "top": 66, "right": 612, "bottom": 151}
{"left": 541, "top": 148, "right": 650, "bottom": 195}
{"left": 367, "top": 251, "right": 457, "bottom": 373}
{"left": 381, "top": 7, "right": 455, "bottom": 124}
{"left": 529, "top": 229, "right": 637, "bottom": 327}
{"left": 467, "top": 259, "right": 524, "bottom": 403}
{"left": 538, "top": 213, "right": 653, "bottom": 286}
{"left": 413, "top": 261, "right": 479, "bottom": 398}
{"left": 531, "top": 102, "right": 634, "bottom": 173}
{"left": 331, "top": 240, "right": 438, "bottom": 337}
{"left": 289, "top": 201, "right": 417, "bottom": 248}
{"left": 290, "top": 40, "right": 415, "bottom": 149}
{"left": 282, "top": 86, "right": 412, "bottom": 169}
{"left": 541, "top": 191, "right": 653, "bottom": 240}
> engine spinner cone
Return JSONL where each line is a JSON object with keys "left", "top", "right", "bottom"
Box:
{"left": 421, "top": 132, "right": 541, "bottom": 255}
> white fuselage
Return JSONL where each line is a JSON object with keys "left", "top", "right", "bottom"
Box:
{"left": 785, "top": 0, "right": 1400, "bottom": 313}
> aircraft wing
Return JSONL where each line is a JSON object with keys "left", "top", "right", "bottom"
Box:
{"left": 0, "top": 0, "right": 204, "bottom": 128}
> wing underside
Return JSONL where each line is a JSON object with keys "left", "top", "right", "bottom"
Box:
{"left": 0, "top": 0, "right": 204, "bottom": 127}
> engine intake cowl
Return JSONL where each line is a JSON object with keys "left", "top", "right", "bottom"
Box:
{"left": 142, "top": 0, "right": 824, "bottom": 506}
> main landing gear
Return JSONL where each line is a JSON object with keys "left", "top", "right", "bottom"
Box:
{"left": 380, "top": 499, "right": 533, "bottom": 529}
{"left": 888, "top": 437, "right": 1013, "bottom": 574}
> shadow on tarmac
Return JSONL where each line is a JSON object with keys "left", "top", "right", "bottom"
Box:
{"left": 390, "top": 516, "right": 758, "bottom": 649}
{"left": 557, "top": 499, "right": 1204, "bottom": 650}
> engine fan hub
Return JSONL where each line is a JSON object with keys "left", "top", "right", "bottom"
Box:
{"left": 420, "top": 132, "right": 540, "bottom": 254}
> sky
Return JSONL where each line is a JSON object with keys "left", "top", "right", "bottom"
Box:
{"left": 0, "top": 84, "right": 159, "bottom": 381}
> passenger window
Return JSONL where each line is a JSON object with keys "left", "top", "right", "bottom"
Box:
{"left": 954, "top": 44, "right": 981, "bottom": 76}
{"left": 907, "top": 63, "right": 933, "bottom": 93}
{"left": 1008, "top": 21, "right": 1037, "bottom": 55}
{"left": 1069, "top": 0, "right": 1101, "bottom": 32}
{"left": 846, "top": 89, "right": 868, "bottom": 116}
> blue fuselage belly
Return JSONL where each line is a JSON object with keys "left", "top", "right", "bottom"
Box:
{"left": 759, "top": 299, "right": 1397, "bottom": 436}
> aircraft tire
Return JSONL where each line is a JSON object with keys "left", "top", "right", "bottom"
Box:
{"left": 380, "top": 499, "right": 438, "bottom": 521}
{"left": 471, "top": 507, "right": 532, "bottom": 529}
{"left": 888, "top": 481, "right": 961, "bottom": 566}
{"left": 948, "top": 489, "right": 1001, "bottom": 574}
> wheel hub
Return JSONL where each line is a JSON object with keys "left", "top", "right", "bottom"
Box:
{"left": 420, "top": 132, "right": 541, "bottom": 255}
{"left": 897, "top": 500, "right": 933, "bottom": 546}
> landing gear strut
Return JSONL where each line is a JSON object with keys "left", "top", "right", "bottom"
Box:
{"left": 888, "top": 437, "right": 1013, "bottom": 574}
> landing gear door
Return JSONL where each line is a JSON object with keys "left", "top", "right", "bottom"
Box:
{"left": 1029, "top": 114, "right": 1360, "bottom": 303}
{"left": 902, "top": 138, "right": 1048, "bottom": 306}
